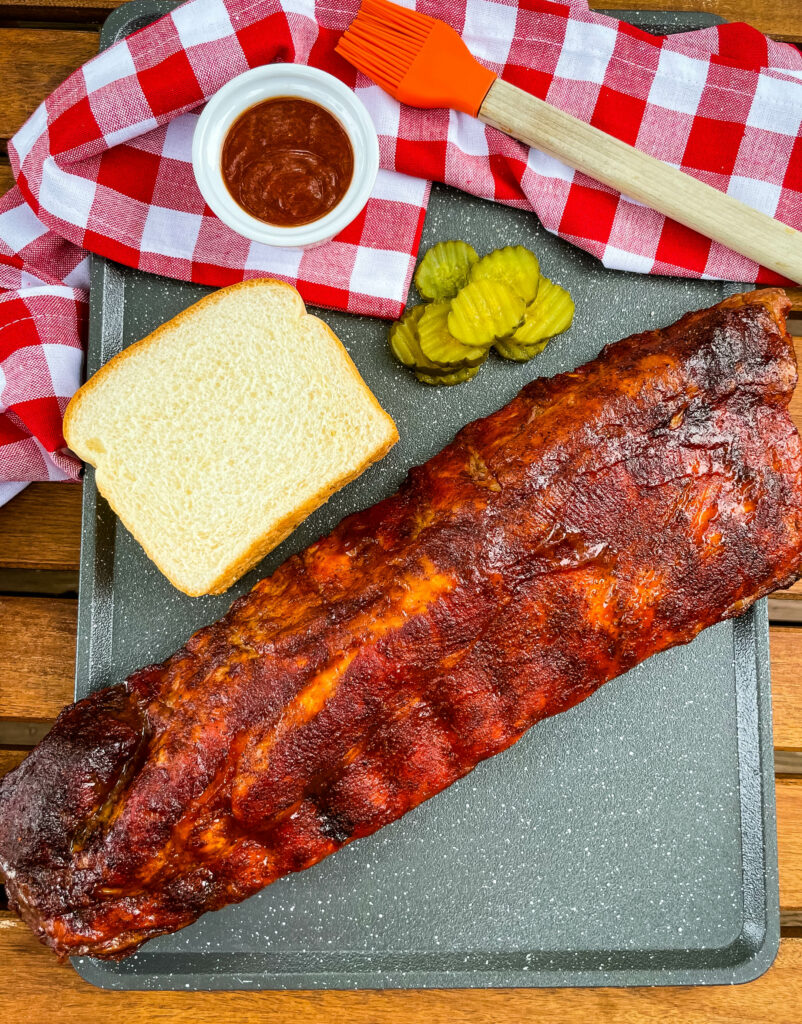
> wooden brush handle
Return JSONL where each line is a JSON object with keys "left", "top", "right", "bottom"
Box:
{"left": 479, "top": 79, "right": 802, "bottom": 284}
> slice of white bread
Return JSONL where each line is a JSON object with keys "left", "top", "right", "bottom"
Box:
{"left": 64, "top": 279, "right": 398, "bottom": 597}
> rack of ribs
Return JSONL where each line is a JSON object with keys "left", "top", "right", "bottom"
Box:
{"left": 1, "top": 289, "right": 801, "bottom": 961}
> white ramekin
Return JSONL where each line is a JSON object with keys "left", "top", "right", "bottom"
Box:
{"left": 192, "top": 65, "right": 380, "bottom": 248}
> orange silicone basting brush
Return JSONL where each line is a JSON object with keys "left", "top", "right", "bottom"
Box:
{"left": 337, "top": 0, "right": 802, "bottom": 283}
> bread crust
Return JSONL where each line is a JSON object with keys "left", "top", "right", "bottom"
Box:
{"left": 63, "top": 278, "right": 398, "bottom": 596}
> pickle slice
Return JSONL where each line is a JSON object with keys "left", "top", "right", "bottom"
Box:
{"left": 388, "top": 305, "right": 425, "bottom": 368}
{"left": 447, "top": 278, "right": 525, "bottom": 349}
{"left": 415, "top": 363, "right": 482, "bottom": 386}
{"left": 512, "top": 277, "right": 575, "bottom": 347}
{"left": 470, "top": 245, "right": 540, "bottom": 304}
{"left": 414, "top": 240, "right": 479, "bottom": 301}
{"left": 389, "top": 306, "right": 458, "bottom": 377}
{"left": 418, "top": 301, "right": 487, "bottom": 367}
{"left": 493, "top": 337, "right": 548, "bottom": 362}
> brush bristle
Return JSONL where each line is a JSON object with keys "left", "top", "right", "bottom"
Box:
{"left": 336, "top": 0, "right": 435, "bottom": 88}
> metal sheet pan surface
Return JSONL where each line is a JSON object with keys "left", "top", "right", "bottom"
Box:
{"left": 73, "top": 2, "right": 779, "bottom": 990}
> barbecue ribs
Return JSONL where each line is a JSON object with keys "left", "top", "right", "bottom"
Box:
{"left": 2, "top": 289, "right": 801, "bottom": 961}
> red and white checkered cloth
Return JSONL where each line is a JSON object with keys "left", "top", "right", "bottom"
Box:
{"left": 2, "top": 0, "right": 801, "bottom": 501}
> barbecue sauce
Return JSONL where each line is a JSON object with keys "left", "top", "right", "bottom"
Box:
{"left": 221, "top": 97, "right": 354, "bottom": 227}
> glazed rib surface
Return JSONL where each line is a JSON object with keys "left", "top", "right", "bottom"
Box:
{"left": 2, "top": 289, "right": 801, "bottom": 960}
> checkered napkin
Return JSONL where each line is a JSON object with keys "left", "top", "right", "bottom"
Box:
{"left": 1, "top": 0, "right": 801, "bottom": 500}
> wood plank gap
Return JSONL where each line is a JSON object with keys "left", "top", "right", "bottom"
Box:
{"left": 0, "top": 15, "right": 106, "bottom": 29}
{"left": 0, "top": 568, "right": 79, "bottom": 596}
{"left": 768, "top": 600, "right": 802, "bottom": 625}
{"left": 775, "top": 750, "right": 802, "bottom": 776}
{"left": 0, "top": 0, "right": 118, "bottom": 22}
{"left": 775, "top": 912, "right": 802, "bottom": 936}
{"left": 0, "top": 720, "right": 53, "bottom": 747}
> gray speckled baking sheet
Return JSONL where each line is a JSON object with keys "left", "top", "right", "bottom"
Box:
{"left": 73, "top": 2, "right": 779, "bottom": 990}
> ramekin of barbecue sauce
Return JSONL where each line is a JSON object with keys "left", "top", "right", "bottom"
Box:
{"left": 222, "top": 98, "right": 354, "bottom": 228}
{"left": 192, "top": 65, "right": 379, "bottom": 248}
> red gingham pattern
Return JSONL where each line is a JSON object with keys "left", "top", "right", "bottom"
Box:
{"left": 0, "top": 286, "right": 87, "bottom": 483}
{"left": 1, "top": 0, "right": 801, "bottom": 499}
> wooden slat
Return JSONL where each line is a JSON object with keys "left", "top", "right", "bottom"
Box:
{"left": 787, "top": 290, "right": 802, "bottom": 312}
{"left": 0, "top": 160, "right": 14, "bottom": 196}
{"left": 774, "top": 329, "right": 802, "bottom": 603}
{"left": 0, "top": 597, "right": 76, "bottom": 720}
{"left": 0, "top": 335, "right": 797, "bottom": 581}
{"left": 0, "top": 918, "right": 800, "bottom": 1024}
{"left": 0, "top": 0, "right": 117, "bottom": 11}
{"left": 770, "top": 627, "right": 802, "bottom": 751}
{"left": 0, "top": 28, "right": 98, "bottom": 143}
{"left": 0, "top": 605, "right": 798, "bottom": 752}
{"left": 1, "top": 593, "right": 799, "bottom": 737}
{"left": 597, "top": 0, "right": 802, "bottom": 42}
{"left": 791, "top": 338, "right": 802, "bottom": 434}
{"left": 0, "top": 762, "right": 779, "bottom": 942}
{"left": 0, "top": 483, "right": 82, "bottom": 571}
{"left": 0, "top": 5, "right": 797, "bottom": 140}
{"left": 778, "top": 778, "right": 802, "bottom": 914}
{"left": 773, "top": 579, "right": 802, "bottom": 601}
{"left": 0, "top": 1, "right": 799, "bottom": 1017}
{"left": 0, "top": 0, "right": 798, "bottom": 40}
{"left": 1, "top": 763, "right": 799, "bottom": 908}
{"left": 0, "top": 748, "right": 26, "bottom": 779}
{"left": 0, "top": 772, "right": 788, "bottom": 1013}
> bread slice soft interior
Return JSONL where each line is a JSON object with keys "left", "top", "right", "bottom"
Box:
{"left": 63, "top": 279, "right": 398, "bottom": 596}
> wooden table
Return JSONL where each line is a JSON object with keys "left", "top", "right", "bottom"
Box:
{"left": 2, "top": 0, "right": 802, "bottom": 1018}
